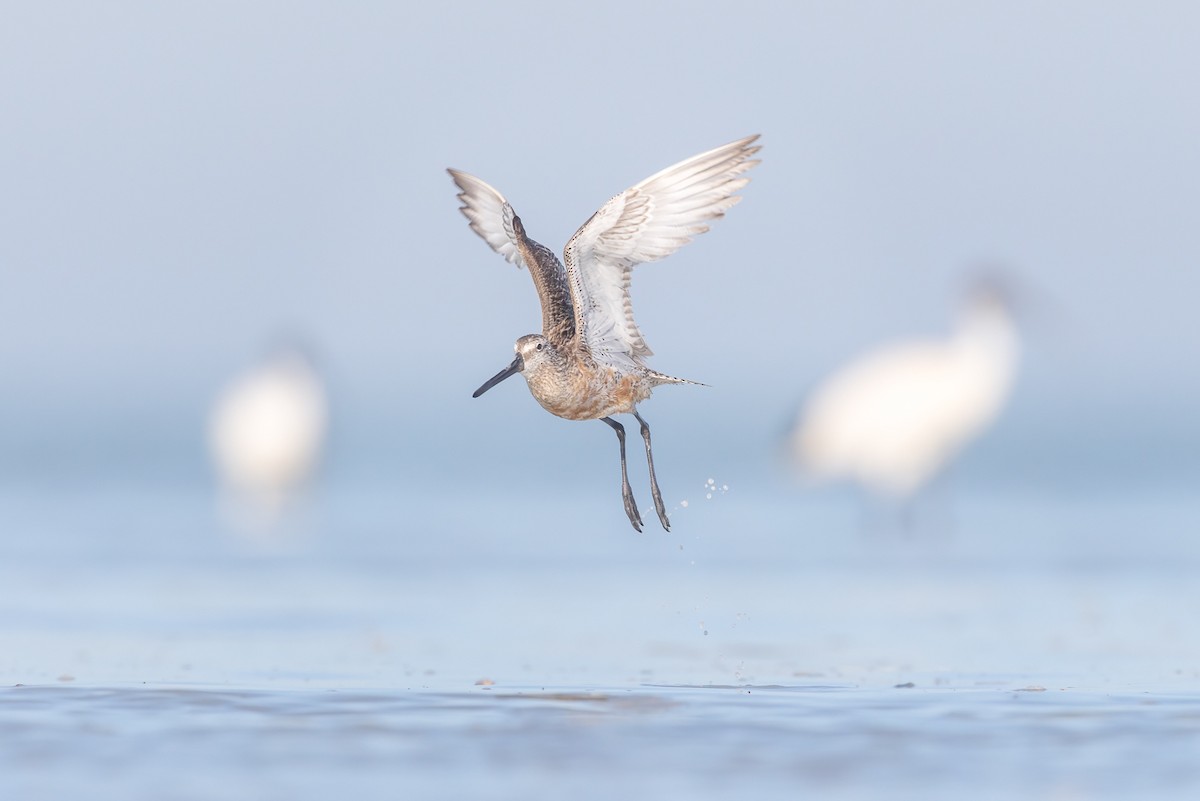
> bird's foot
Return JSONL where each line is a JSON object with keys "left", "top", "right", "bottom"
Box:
{"left": 649, "top": 483, "right": 670, "bottom": 532}
{"left": 621, "top": 484, "right": 644, "bottom": 533}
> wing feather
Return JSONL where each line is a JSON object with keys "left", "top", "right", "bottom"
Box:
{"left": 447, "top": 169, "right": 524, "bottom": 267}
{"left": 562, "top": 135, "right": 761, "bottom": 368}
{"left": 448, "top": 168, "right": 576, "bottom": 345}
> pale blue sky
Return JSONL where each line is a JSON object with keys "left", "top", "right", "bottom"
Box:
{"left": 1, "top": 1, "right": 1197, "bottom": 488}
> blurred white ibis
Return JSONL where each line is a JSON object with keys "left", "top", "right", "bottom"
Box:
{"left": 790, "top": 280, "right": 1019, "bottom": 500}
{"left": 208, "top": 347, "right": 328, "bottom": 517}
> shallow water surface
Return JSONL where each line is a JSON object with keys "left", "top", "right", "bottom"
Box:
{"left": 2, "top": 482, "right": 1199, "bottom": 799}
{"left": 6, "top": 683, "right": 1200, "bottom": 800}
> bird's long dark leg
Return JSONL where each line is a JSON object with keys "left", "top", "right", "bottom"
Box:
{"left": 601, "top": 417, "right": 643, "bottom": 533}
{"left": 633, "top": 410, "right": 670, "bottom": 532}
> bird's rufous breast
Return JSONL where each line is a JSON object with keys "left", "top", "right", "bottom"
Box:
{"left": 527, "top": 362, "right": 650, "bottom": 421}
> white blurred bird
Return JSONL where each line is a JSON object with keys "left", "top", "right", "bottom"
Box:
{"left": 790, "top": 280, "right": 1019, "bottom": 501}
{"left": 208, "top": 347, "right": 328, "bottom": 520}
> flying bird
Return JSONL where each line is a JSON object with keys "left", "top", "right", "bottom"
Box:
{"left": 449, "top": 135, "right": 761, "bottom": 532}
{"left": 789, "top": 279, "right": 1020, "bottom": 502}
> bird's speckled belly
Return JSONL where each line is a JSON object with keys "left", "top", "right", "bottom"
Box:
{"left": 526, "top": 366, "right": 650, "bottom": 421}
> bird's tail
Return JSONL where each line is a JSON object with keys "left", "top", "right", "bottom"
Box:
{"left": 647, "top": 369, "right": 708, "bottom": 388}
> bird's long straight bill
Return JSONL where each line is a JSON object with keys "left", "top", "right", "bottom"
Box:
{"left": 472, "top": 355, "right": 523, "bottom": 398}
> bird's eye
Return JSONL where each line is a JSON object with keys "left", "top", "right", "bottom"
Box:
{"left": 536, "top": 342, "right": 543, "bottom": 351}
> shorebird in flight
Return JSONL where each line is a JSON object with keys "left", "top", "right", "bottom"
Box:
{"left": 449, "top": 135, "right": 761, "bottom": 531}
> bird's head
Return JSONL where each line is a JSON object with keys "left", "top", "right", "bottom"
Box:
{"left": 472, "top": 334, "right": 551, "bottom": 398}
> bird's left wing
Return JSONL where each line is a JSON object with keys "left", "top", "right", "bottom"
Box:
{"left": 448, "top": 168, "right": 576, "bottom": 345}
{"left": 447, "top": 169, "right": 525, "bottom": 267}
{"left": 562, "top": 135, "right": 761, "bottom": 368}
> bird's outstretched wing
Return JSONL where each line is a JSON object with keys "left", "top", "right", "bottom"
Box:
{"left": 448, "top": 169, "right": 576, "bottom": 345}
{"left": 562, "top": 135, "right": 761, "bottom": 369}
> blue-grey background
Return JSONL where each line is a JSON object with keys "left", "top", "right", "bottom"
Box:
{"left": 2, "top": 1, "right": 1196, "bottom": 496}
{"left": 4, "top": 5, "right": 1200, "bottom": 800}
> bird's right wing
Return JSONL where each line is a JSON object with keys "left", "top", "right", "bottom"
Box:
{"left": 562, "top": 135, "right": 761, "bottom": 369}
{"left": 448, "top": 169, "right": 576, "bottom": 344}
